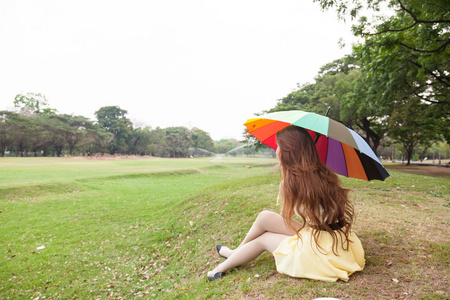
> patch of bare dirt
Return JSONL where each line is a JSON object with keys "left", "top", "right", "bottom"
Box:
{"left": 63, "top": 154, "right": 152, "bottom": 160}
{"left": 385, "top": 164, "right": 450, "bottom": 179}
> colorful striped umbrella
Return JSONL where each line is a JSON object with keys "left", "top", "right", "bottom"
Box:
{"left": 244, "top": 110, "right": 389, "bottom": 181}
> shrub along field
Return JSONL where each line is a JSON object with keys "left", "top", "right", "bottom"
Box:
{"left": 0, "top": 157, "right": 448, "bottom": 299}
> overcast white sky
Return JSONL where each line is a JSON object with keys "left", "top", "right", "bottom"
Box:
{"left": 0, "top": 0, "right": 357, "bottom": 140}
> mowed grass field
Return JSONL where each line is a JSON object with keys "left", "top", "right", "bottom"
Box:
{"left": 0, "top": 157, "right": 448, "bottom": 299}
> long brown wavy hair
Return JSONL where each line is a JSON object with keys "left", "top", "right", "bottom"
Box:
{"left": 276, "top": 125, "right": 354, "bottom": 255}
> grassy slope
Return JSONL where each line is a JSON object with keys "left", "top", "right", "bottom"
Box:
{"left": 0, "top": 158, "right": 448, "bottom": 299}
{"left": 161, "top": 170, "right": 450, "bottom": 300}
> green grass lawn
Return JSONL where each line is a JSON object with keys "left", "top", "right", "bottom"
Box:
{"left": 0, "top": 157, "right": 448, "bottom": 299}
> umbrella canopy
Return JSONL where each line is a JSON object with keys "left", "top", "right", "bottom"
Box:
{"left": 244, "top": 110, "right": 389, "bottom": 181}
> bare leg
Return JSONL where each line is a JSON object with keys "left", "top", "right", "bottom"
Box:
{"left": 208, "top": 232, "right": 288, "bottom": 276}
{"left": 209, "top": 210, "right": 302, "bottom": 278}
{"left": 218, "top": 210, "right": 300, "bottom": 258}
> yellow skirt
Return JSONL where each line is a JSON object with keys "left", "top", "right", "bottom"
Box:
{"left": 272, "top": 228, "right": 365, "bottom": 282}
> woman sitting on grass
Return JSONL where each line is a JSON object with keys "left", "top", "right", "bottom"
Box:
{"left": 207, "top": 125, "right": 365, "bottom": 282}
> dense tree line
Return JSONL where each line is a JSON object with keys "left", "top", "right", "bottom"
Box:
{"left": 260, "top": 0, "right": 449, "bottom": 165}
{"left": 1, "top": 96, "right": 267, "bottom": 158}
{"left": 0, "top": 103, "right": 222, "bottom": 158}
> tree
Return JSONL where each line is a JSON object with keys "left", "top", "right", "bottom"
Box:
{"left": 388, "top": 98, "right": 442, "bottom": 165}
{"left": 95, "top": 106, "right": 133, "bottom": 154}
{"left": 44, "top": 114, "right": 95, "bottom": 155}
{"left": 129, "top": 127, "right": 153, "bottom": 156}
{"left": 270, "top": 57, "right": 358, "bottom": 119}
{"left": 315, "top": 0, "right": 449, "bottom": 143}
{"left": 7, "top": 113, "right": 36, "bottom": 157}
{"left": 267, "top": 57, "right": 388, "bottom": 154}
{"left": 340, "top": 69, "right": 391, "bottom": 154}
{"left": 40, "top": 114, "right": 71, "bottom": 157}
{"left": 0, "top": 111, "right": 17, "bottom": 156}
{"left": 147, "top": 127, "right": 166, "bottom": 157}
{"left": 64, "top": 115, "right": 95, "bottom": 155}
{"left": 164, "top": 127, "right": 193, "bottom": 158}
{"left": 14, "top": 92, "right": 57, "bottom": 114}
{"left": 29, "top": 115, "right": 53, "bottom": 156}
{"left": 191, "top": 127, "right": 216, "bottom": 155}
{"left": 83, "top": 125, "right": 114, "bottom": 154}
